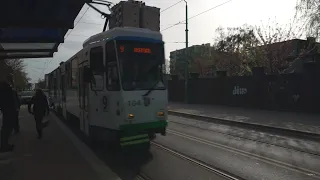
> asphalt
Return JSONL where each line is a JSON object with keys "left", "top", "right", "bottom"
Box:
{"left": 168, "top": 102, "right": 320, "bottom": 135}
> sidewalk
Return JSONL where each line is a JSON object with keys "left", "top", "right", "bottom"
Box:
{"left": 0, "top": 106, "right": 120, "bottom": 180}
{"left": 168, "top": 102, "right": 320, "bottom": 135}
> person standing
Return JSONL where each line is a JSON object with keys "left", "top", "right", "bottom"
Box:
{"left": 0, "top": 74, "right": 16, "bottom": 153}
{"left": 28, "top": 89, "right": 50, "bottom": 139}
{"left": 12, "top": 88, "right": 21, "bottom": 134}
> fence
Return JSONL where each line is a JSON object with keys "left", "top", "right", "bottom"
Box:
{"left": 168, "top": 72, "right": 320, "bottom": 113}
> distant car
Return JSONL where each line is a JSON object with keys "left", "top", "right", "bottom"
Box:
{"left": 19, "top": 91, "right": 35, "bottom": 105}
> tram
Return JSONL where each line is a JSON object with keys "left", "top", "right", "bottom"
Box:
{"left": 46, "top": 27, "right": 168, "bottom": 147}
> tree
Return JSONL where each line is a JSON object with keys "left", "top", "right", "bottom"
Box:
{"left": 214, "top": 25, "right": 261, "bottom": 76}
{"left": 188, "top": 44, "right": 213, "bottom": 76}
{"left": 14, "top": 71, "right": 30, "bottom": 90}
{"left": 213, "top": 18, "right": 305, "bottom": 75}
{"left": 254, "top": 18, "right": 305, "bottom": 73}
{"left": 0, "top": 58, "right": 31, "bottom": 90}
{"left": 296, "top": 0, "right": 320, "bottom": 38}
{"left": 0, "top": 59, "right": 14, "bottom": 79}
{"left": 169, "top": 44, "right": 214, "bottom": 77}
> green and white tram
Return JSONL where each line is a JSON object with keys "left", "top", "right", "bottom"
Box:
{"left": 48, "top": 27, "right": 168, "bottom": 147}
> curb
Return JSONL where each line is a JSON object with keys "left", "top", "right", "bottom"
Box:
{"left": 168, "top": 110, "right": 320, "bottom": 141}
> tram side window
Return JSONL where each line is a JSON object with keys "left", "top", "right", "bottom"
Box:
{"left": 78, "top": 67, "right": 82, "bottom": 108}
{"left": 53, "top": 78, "right": 56, "bottom": 96}
{"left": 61, "top": 75, "right": 66, "bottom": 101}
{"left": 107, "top": 65, "right": 120, "bottom": 91}
{"left": 90, "top": 46, "right": 104, "bottom": 91}
{"left": 90, "top": 46, "right": 104, "bottom": 72}
{"left": 65, "top": 61, "right": 72, "bottom": 88}
{"left": 106, "top": 41, "right": 120, "bottom": 91}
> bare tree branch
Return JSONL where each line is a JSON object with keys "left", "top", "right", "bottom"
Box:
{"left": 0, "top": 58, "right": 30, "bottom": 90}
{"left": 296, "top": 0, "right": 320, "bottom": 38}
{"left": 213, "top": 17, "right": 305, "bottom": 75}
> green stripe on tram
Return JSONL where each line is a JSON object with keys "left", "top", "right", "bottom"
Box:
{"left": 120, "top": 134, "right": 148, "bottom": 142}
{"left": 120, "top": 138, "right": 150, "bottom": 146}
{"left": 119, "top": 121, "right": 168, "bottom": 132}
{"left": 119, "top": 121, "right": 167, "bottom": 147}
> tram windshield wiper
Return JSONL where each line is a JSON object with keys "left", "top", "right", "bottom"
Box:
{"left": 143, "top": 80, "right": 160, "bottom": 97}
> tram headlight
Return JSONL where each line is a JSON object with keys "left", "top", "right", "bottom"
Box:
{"left": 157, "top": 111, "right": 165, "bottom": 117}
{"left": 128, "top": 114, "right": 135, "bottom": 119}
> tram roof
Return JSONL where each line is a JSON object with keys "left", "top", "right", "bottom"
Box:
{"left": 83, "top": 27, "right": 163, "bottom": 48}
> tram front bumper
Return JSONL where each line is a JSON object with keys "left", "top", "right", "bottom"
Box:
{"left": 119, "top": 120, "right": 167, "bottom": 132}
{"left": 119, "top": 121, "right": 167, "bottom": 146}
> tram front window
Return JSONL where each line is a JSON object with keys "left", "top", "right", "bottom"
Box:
{"left": 116, "top": 40, "right": 166, "bottom": 91}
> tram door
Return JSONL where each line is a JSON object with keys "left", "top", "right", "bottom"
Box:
{"left": 79, "top": 62, "right": 90, "bottom": 135}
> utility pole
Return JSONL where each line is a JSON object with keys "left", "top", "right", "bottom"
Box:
{"left": 184, "top": 0, "right": 189, "bottom": 104}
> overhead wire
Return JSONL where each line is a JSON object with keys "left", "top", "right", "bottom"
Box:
{"left": 37, "top": 5, "right": 91, "bottom": 80}
{"left": 161, "top": 21, "right": 184, "bottom": 32}
{"left": 188, "top": 0, "right": 233, "bottom": 21}
{"left": 161, "top": 0, "right": 234, "bottom": 32}
{"left": 31, "top": 1, "right": 182, "bottom": 81}
{"left": 166, "top": 41, "right": 186, "bottom": 43}
{"left": 64, "top": 6, "right": 91, "bottom": 41}
{"left": 161, "top": 0, "right": 184, "bottom": 13}
{"left": 36, "top": 0, "right": 233, "bottom": 80}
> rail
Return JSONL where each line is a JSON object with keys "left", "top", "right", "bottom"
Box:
{"left": 168, "top": 110, "right": 320, "bottom": 141}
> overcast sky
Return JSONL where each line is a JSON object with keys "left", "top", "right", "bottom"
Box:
{"left": 24, "top": 0, "right": 298, "bottom": 83}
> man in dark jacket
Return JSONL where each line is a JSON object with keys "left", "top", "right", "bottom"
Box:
{"left": 28, "top": 89, "right": 50, "bottom": 139}
{"left": 0, "top": 74, "right": 16, "bottom": 152}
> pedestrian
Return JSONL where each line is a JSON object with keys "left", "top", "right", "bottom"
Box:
{"left": 0, "top": 74, "right": 16, "bottom": 153}
{"left": 28, "top": 89, "right": 50, "bottom": 139}
{"left": 12, "top": 88, "right": 21, "bottom": 134}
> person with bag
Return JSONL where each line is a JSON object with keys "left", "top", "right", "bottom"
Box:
{"left": 28, "top": 89, "right": 50, "bottom": 139}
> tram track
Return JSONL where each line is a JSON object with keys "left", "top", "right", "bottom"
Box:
{"left": 150, "top": 141, "right": 243, "bottom": 180}
{"left": 168, "top": 117, "right": 320, "bottom": 157}
{"left": 52, "top": 109, "right": 320, "bottom": 179}
{"left": 163, "top": 129, "right": 320, "bottom": 179}
{"left": 168, "top": 111, "right": 320, "bottom": 142}
{"left": 52, "top": 109, "right": 240, "bottom": 179}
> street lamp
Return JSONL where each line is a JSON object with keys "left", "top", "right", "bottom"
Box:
{"left": 184, "top": 0, "right": 189, "bottom": 104}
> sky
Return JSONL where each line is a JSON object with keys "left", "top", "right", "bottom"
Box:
{"left": 24, "top": 0, "right": 299, "bottom": 83}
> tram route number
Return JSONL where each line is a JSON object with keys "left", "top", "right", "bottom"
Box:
{"left": 128, "top": 100, "right": 141, "bottom": 106}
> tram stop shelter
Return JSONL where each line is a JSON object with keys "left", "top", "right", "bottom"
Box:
{"left": 0, "top": 0, "right": 92, "bottom": 60}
